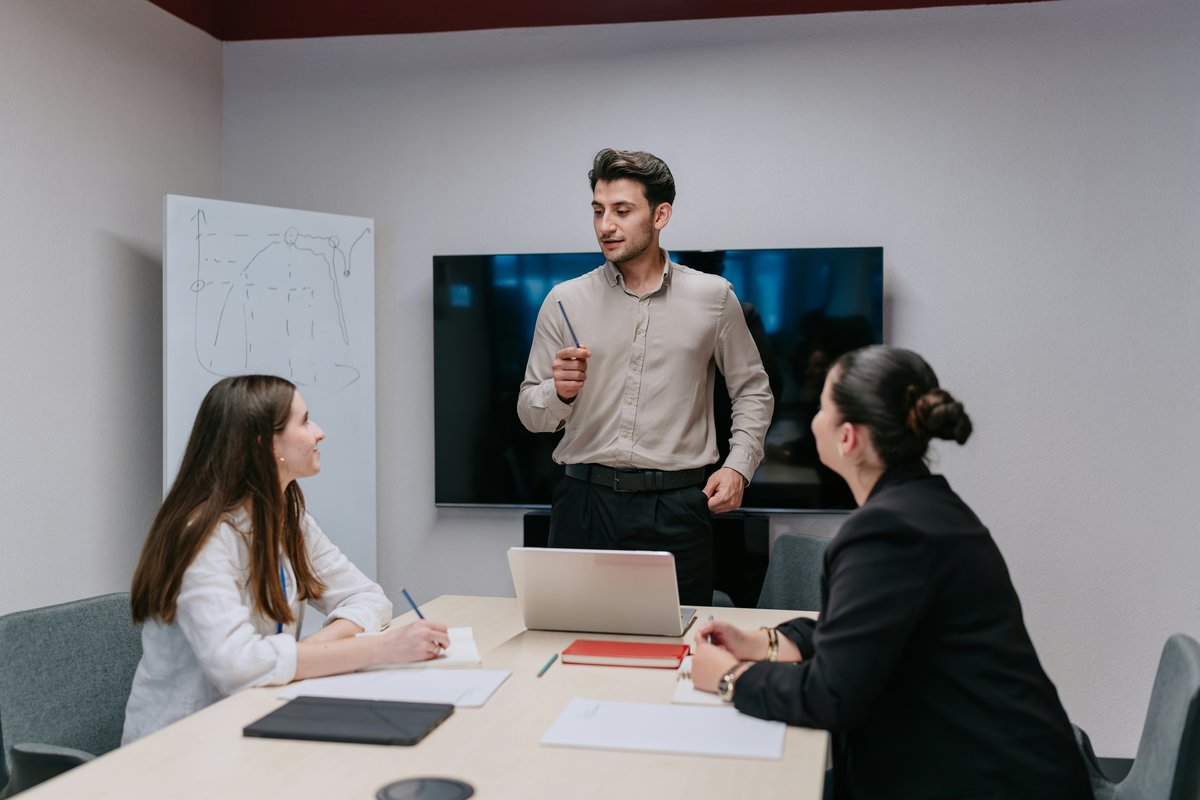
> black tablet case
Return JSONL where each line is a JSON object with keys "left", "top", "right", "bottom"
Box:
{"left": 243, "top": 696, "right": 455, "bottom": 746}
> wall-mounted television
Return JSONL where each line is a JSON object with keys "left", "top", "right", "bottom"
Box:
{"left": 433, "top": 247, "right": 883, "bottom": 512}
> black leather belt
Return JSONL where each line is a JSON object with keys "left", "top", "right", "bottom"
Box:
{"left": 565, "top": 463, "right": 706, "bottom": 493}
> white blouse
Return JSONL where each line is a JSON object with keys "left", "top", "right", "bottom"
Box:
{"left": 122, "top": 508, "right": 392, "bottom": 743}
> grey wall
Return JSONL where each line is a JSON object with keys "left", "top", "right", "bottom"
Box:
{"left": 222, "top": 0, "right": 1199, "bottom": 754}
{"left": 0, "top": 3, "right": 221, "bottom": 609}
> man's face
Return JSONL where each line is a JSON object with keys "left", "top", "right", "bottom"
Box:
{"left": 591, "top": 178, "right": 659, "bottom": 265}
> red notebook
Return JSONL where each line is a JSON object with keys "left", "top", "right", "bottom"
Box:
{"left": 560, "top": 639, "right": 690, "bottom": 669}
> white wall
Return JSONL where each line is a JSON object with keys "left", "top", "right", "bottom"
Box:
{"left": 0, "top": 3, "right": 221, "bottom": 609}
{"left": 222, "top": 0, "right": 1200, "bottom": 754}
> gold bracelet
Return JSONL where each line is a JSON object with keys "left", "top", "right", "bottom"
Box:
{"left": 760, "top": 626, "right": 778, "bottom": 662}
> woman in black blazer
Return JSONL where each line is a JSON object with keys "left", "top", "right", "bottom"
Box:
{"left": 692, "top": 346, "right": 1091, "bottom": 800}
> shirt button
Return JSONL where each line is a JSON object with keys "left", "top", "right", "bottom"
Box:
{"left": 626, "top": 398, "right": 633, "bottom": 405}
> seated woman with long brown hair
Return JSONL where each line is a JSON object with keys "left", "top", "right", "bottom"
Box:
{"left": 123, "top": 375, "right": 448, "bottom": 742}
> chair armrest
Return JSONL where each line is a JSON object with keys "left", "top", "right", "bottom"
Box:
{"left": 3, "top": 742, "right": 94, "bottom": 797}
{"left": 1072, "top": 724, "right": 1118, "bottom": 800}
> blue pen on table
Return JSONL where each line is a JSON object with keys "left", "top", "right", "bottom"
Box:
{"left": 401, "top": 588, "right": 425, "bottom": 620}
{"left": 537, "top": 652, "right": 558, "bottom": 678}
{"left": 557, "top": 301, "right": 581, "bottom": 348}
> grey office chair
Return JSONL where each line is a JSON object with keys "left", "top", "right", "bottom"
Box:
{"left": 0, "top": 592, "right": 142, "bottom": 797}
{"left": 1074, "top": 633, "right": 1200, "bottom": 800}
{"left": 756, "top": 534, "right": 828, "bottom": 612}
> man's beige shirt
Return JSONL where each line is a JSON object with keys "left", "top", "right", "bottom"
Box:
{"left": 517, "top": 252, "right": 774, "bottom": 480}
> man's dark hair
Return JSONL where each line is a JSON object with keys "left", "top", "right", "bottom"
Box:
{"left": 589, "top": 148, "right": 676, "bottom": 209}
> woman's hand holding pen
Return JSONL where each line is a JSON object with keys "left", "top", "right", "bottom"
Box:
{"left": 370, "top": 619, "right": 450, "bottom": 664}
{"left": 691, "top": 637, "right": 742, "bottom": 693}
{"left": 696, "top": 619, "right": 768, "bottom": 661}
{"left": 553, "top": 346, "right": 590, "bottom": 403}
{"left": 691, "top": 620, "right": 774, "bottom": 694}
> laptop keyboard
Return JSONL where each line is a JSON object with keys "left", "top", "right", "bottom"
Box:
{"left": 680, "top": 607, "right": 697, "bottom": 629}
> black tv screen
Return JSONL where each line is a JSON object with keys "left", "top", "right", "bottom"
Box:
{"left": 433, "top": 247, "right": 883, "bottom": 512}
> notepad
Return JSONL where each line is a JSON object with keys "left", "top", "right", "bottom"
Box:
{"left": 279, "top": 668, "right": 511, "bottom": 708}
{"left": 670, "top": 657, "right": 724, "bottom": 706}
{"left": 541, "top": 697, "right": 786, "bottom": 760}
{"left": 356, "top": 626, "right": 481, "bottom": 669}
{"left": 562, "top": 639, "right": 689, "bottom": 668}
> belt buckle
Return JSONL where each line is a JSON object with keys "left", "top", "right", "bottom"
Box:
{"left": 612, "top": 469, "right": 643, "bottom": 493}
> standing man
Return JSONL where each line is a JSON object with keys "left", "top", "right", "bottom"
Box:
{"left": 517, "top": 148, "right": 774, "bottom": 606}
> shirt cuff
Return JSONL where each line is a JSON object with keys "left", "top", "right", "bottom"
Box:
{"left": 533, "top": 379, "right": 574, "bottom": 412}
{"left": 261, "top": 633, "right": 298, "bottom": 686}
{"left": 720, "top": 458, "right": 755, "bottom": 486}
{"left": 325, "top": 606, "right": 383, "bottom": 633}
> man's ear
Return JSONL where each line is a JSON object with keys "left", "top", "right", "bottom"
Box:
{"left": 652, "top": 202, "right": 672, "bottom": 231}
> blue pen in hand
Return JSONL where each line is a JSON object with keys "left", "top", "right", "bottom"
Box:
{"left": 401, "top": 588, "right": 425, "bottom": 620}
{"left": 707, "top": 614, "right": 714, "bottom": 645}
{"left": 557, "top": 301, "right": 581, "bottom": 348}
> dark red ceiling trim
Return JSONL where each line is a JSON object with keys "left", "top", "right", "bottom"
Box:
{"left": 147, "top": 0, "right": 1050, "bottom": 41}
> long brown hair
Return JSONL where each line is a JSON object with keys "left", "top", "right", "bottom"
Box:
{"left": 131, "top": 375, "right": 326, "bottom": 625}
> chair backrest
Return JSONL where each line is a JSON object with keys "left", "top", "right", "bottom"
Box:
{"left": 1122, "top": 633, "right": 1200, "bottom": 800}
{"left": 0, "top": 593, "right": 142, "bottom": 786}
{"left": 757, "top": 534, "right": 829, "bottom": 611}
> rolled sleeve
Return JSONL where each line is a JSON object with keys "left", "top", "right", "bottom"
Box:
{"left": 302, "top": 514, "right": 392, "bottom": 632}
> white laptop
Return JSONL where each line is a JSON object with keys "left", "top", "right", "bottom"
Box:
{"left": 507, "top": 547, "right": 698, "bottom": 637}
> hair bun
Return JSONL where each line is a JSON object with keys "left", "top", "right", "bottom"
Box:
{"left": 911, "top": 389, "right": 972, "bottom": 445}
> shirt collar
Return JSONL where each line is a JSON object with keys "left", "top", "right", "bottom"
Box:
{"left": 603, "top": 248, "right": 673, "bottom": 291}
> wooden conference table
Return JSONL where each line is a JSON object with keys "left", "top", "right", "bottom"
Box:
{"left": 23, "top": 595, "right": 827, "bottom": 800}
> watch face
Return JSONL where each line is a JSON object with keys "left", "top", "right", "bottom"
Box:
{"left": 718, "top": 671, "right": 736, "bottom": 702}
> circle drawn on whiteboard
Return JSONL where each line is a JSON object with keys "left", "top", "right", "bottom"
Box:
{"left": 190, "top": 280, "right": 205, "bottom": 293}
{"left": 284, "top": 227, "right": 298, "bottom": 245}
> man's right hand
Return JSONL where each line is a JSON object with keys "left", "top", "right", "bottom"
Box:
{"left": 553, "top": 345, "right": 590, "bottom": 402}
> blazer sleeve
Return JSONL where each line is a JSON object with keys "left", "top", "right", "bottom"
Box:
{"left": 302, "top": 514, "right": 392, "bottom": 632}
{"left": 734, "top": 514, "right": 933, "bottom": 731}
{"left": 777, "top": 617, "right": 817, "bottom": 658}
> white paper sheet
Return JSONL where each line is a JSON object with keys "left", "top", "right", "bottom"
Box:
{"left": 356, "top": 626, "right": 481, "bottom": 669}
{"left": 279, "top": 668, "right": 510, "bottom": 708}
{"left": 541, "top": 697, "right": 786, "bottom": 760}
{"left": 670, "top": 656, "right": 724, "bottom": 706}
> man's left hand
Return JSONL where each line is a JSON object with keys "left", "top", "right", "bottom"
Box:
{"left": 702, "top": 467, "right": 746, "bottom": 514}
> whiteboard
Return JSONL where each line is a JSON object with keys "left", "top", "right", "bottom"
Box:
{"left": 163, "top": 195, "right": 376, "bottom": 577}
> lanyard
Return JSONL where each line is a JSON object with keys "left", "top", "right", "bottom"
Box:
{"left": 278, "top": 562, "right": 286, "bottom": 635}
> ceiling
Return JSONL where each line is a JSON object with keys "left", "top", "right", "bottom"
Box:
{"left": 147, "top": 0, "right": 1051, "bottom": 41}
